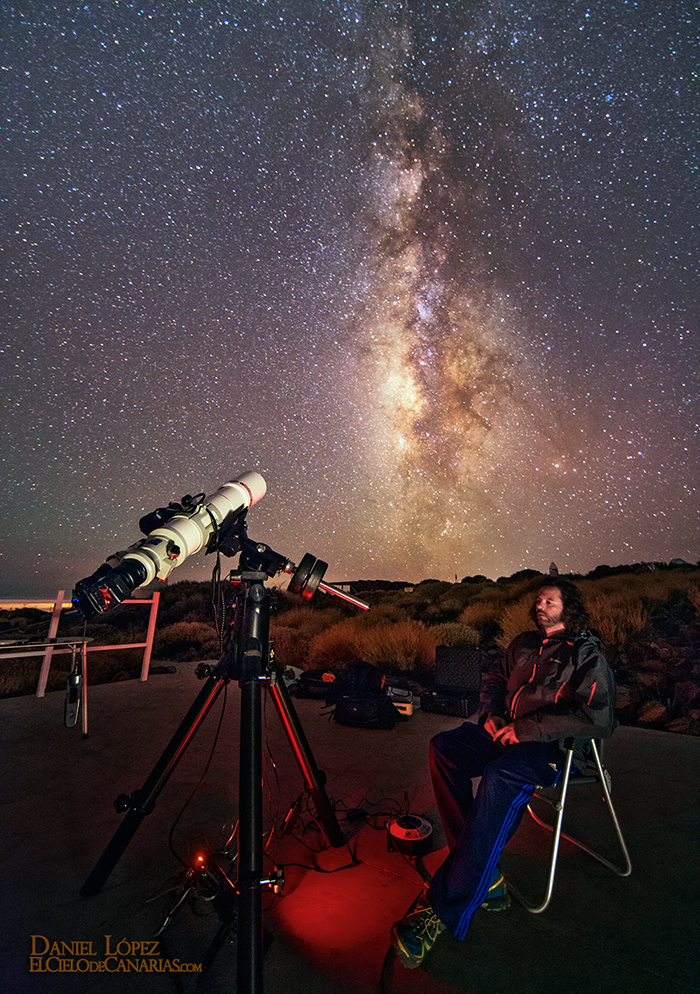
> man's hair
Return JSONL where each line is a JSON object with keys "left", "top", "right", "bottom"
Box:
{"left": 529, "top": 578, "right": 590, "bottom": 632}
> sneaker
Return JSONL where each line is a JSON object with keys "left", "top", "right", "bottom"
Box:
{"left": 481, "top": 872, "right": 511, "bottom": 911}
{"left": 391, "top": 903, "right": 446, "bottom": 969}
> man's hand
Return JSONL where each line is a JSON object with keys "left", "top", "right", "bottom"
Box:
{"left": 492, "top": 723, "right": 520, "bottom": 746}
{"left": 484, "top": 715, "right": 506, "bottom": 739}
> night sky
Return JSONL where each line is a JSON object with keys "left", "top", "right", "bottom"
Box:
{"left": 2, "top": 1, "right": 698, "bottom": 599}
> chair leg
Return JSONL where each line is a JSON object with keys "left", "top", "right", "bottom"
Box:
{"left": 506, "top": 743, "right": 632, "bottom": 916}
{"left": 552, "top": 740, "right": 633, "bottom": 878}
{"left": 505, "top": 748, "right": 575, "bottom": 914}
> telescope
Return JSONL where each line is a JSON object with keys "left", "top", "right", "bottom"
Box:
{"left": 74, "top": 470, "right": 369, "bottom": 994}
{"left": 72, "top": 471, "right": 266, "bottom": 618}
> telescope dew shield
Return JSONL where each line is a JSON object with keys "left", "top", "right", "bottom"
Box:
{"left": 123, "top": 471, "right": 266, "bottom": 585}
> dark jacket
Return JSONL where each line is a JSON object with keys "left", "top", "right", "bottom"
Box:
{"left": 480, "top": 627, "right": 616, "bottom": 766}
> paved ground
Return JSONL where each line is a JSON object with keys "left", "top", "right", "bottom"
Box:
{"left": 1, "top": 663, "right": 699, "bottom": 994}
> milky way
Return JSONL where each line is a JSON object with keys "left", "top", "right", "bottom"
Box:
{"left": 349, "top": 8, "right": 525, "bottom": 576}
{"left": 2, "top": 1, "right": 697, "bottom": 597}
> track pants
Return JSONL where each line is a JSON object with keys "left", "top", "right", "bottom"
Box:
{"left": 427, "top": 722, "right": 562, "bottom": 939}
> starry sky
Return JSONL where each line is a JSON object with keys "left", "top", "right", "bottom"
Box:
{"left": 2, "top": 0, "right": 698, "bottom": 598}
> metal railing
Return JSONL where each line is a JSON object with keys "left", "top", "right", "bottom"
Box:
{"left": 0, "top": 590, "right": 161, "bottom": 735}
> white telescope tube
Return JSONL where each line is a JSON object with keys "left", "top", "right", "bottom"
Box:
{"left": 122, "top": 471, "right": 266, "bottom": 584}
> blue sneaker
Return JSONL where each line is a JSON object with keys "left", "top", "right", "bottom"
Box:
{"left": 481, "top": 871, "right": 510, "bottom": 911}
{"left": 391, "top": 902, "right": 446, "bottom": 969}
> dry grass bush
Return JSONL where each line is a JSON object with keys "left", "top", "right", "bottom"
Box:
{"left": 457, "top": 583, "right": 512, "bottom": 619}
{"left": 306, "top": 618, "right": 438, "bottom": 673}
{"left": 430, "top": 622, "right": 481, "bottom": 648}
{"left": 306, "top": 619, "right": 363, "bottom": 669}
{"left": 356, "top": 620, "right": 439, "bottom": 672}
{"left": 577, "top": 571, "right": 697, "bottom": 605}
{"left": 413, "top": 581, "right": 455, "bottom": 599}
{"left": 4, "top": 569, "right": 697, "bottom": 697}
{"left": 584, "top": 594, "right": 648, "bottom": 646}
{"left": 431, "top": 583, "right": 482, "bottom": 614}
{"left": 153, "top": 621, "right": 220, "bottom": 661}
{"left": 272, "top": 605, "right": 346, "bottom": 637}
{"left": 268, "top": 625, "right": 312, "bottom": 670}
{"left": 492, "top": 577, "right": 657, "bottom": 649}
{"left": 82, "top": 648, "right": 153, "bottom": 681}
{"left": 155, "top": 581, "right": 212, "bottom": 626}
{"left": 438, "top": 594, "right": 478, "bottom": 616}
{"left": 0, "top": 659, "right": 65, "bottom": 697}
{"left": 578, "top": 571, "right": 699, "bottom": 646}
{"left": 494, "top": 595, "right": 536, "bottom": 649}
{"left": 386, "top": 581, "right": 454, "bottom": 614}
{"left": 484, "top": 571, "right": 698, "bottom": 651}
{"left": 417, "top": 583, "right": 485, "bottom": 622}
{"left": 458, "top": 599, "right": 504, "bottom": 632}
{"left": 467, "top": 582, "right": 506, "bottom": 601}
{"left": 688, "top": 585, "right": 700, "bottom": 612}
{"left": 0, "top": 608, "right": 51, "bottom": 637}
{"left": 355, "top": 601, "right": 411, "bottom": 626}
{"left": 56, "top": 620, "right": 148, "bottom": 646}
{"left": 465, "top": 570, "right": 700, "bottom": 652}
{"left": 498, "top": 577, "right": 544, "bottom": 602}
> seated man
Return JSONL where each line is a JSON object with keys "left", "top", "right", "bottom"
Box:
{"left": 392, "top": 578, "right": 615, "bottom": 969}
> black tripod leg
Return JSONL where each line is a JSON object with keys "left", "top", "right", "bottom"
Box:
{"left": 201, "top": 920, "right": 234, "bottom": 976}
{"left": 237, "top": 676, "right": 263, "bottom": 994}
{"left": 268, "top": 675, "right": 345, "bottom": 848}
{"left": 81, "top": 675, "right": 226, "bottom": 896}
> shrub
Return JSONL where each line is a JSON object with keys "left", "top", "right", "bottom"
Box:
{"left": 578, "top": 571, "right": 697, "bottom": 606}
{"left": 153, "top": 621, "right": 220, "bottom": 661}
{"left": 0, "top": 658, "right": 64, "bottom": 697}
{"left": 307, "top": 619, "right": 363, "bottom": 669}
{"left": 458, "top": 599, "right": 504, "bottom": 632}
{"left": 497, "top": 577, "right": 545, "bottom": 603}
{"left": 430, "top": 622, "right": 481, "bottom": 648}
{"left": 268, "top": 624, "right": 312, "bottom": 670}
{"left": 306, "top": 618, "right": 439, "bottom": 673}
{"left": 0, "top": 608, "right": 49, "bottom": 636}
{"left": 495, "top": 595, "right": 535, "bottom": 649}
{"left": 577, "top": 572, "right": 699, "bottom": 646}
{"left": 493, "top": 581, "right": 652, "bottom": 649}
{"left": 60, "top": 621, "right": 148, "bottom": 646}
{"left": 354, "top": 601, "right": 411, "bottom": 626}
{"left": 157, "top": 581, "right": 214, "bottom": 626}
{"left": 356, "top": 620, "right": 439, "bottom": 673}
{"left": 272, "top": 605, "right": 346, "bottom": 637}
{"left": 584, "top": 594, "right": 648, "bottom": 647}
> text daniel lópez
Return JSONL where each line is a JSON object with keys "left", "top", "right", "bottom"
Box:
{"left": 30, "top": 935, "right": 202, "bottom": 973}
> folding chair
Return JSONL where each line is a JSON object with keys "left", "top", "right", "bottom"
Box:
{"left": 506, "top": 739, "right": 632, "bottom": 913}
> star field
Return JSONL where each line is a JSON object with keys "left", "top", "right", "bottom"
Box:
{"left": 2, "top": 1, "right": 697, "bottom": 597}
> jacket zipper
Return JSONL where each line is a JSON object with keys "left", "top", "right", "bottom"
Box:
{"left": 510, "top": 661, "right": 537, "bottom": 719}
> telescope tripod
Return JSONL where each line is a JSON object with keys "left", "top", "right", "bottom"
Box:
{"left": 80, "top": 558, "right": 349, "bottom": 994}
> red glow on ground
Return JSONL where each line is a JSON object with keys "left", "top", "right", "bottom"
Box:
{"left": 266, "top": 833, "right": 447, "bottom": 987}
